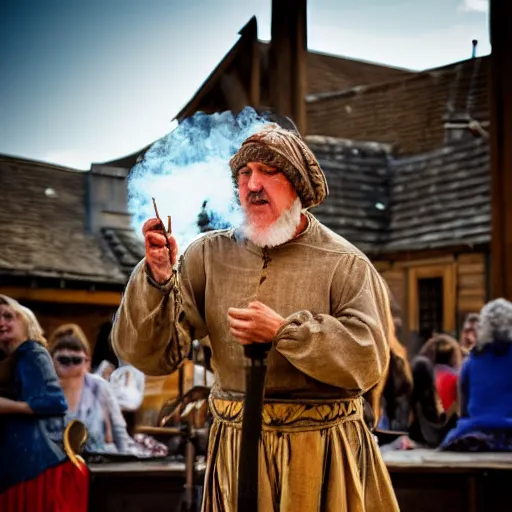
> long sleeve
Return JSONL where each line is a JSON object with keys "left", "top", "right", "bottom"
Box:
{"left": 111, "top": 239, "right": 208, "bottom": 376}
{"left": 97, "top": 377, "right": 130, "bottom": 453}
{"left": 17, "top": 343, "right": 67, "bottom": 416}
{"left": 458, "top": 360, "right": 470, "bottom": 418}
{"left": 275, "top": 255, "right": 392, "bottom": 395}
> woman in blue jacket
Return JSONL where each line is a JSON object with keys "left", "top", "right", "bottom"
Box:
{"left": 442, "top": 298, "right": 512, "bottom": 451}
{"left": 0, "top": 295, "right": 88, "bottom": 511}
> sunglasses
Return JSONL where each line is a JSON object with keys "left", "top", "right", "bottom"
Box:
{"left": 56, "top": 355, "right": 87, "bottom": 366}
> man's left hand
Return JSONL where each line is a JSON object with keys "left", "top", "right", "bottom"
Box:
{"left": 227, "top": 301, "right": 285, "bottom": 345}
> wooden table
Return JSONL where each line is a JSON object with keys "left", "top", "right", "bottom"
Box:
{"left": 89, "top": 451, "right": 512, "bottom": 512}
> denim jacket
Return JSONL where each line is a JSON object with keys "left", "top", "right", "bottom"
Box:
{"left": 0, "top": 340, "right": 67, "bottom": 492}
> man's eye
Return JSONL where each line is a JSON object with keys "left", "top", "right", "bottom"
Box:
{"left": 263, "top": 168, "right": 279, "bottom": 175}
{"left": 238, "top": 169, "right": 251, "bottom": 177}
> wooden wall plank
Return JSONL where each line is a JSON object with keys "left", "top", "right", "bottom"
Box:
{"left": 457, "top": 253, "right": 486, "bottom": 321}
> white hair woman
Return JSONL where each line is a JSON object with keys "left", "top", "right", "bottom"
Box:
{"left": 0, "top": 295, "right": 88, "bottom": 511}
{"left": 442, "top": 298, "right": 512, "bottom": 451}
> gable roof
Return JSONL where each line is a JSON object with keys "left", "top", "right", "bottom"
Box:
{"left": 97, "top": 143, "right": 151, "bottom": 170}
{"left": 175, "top": 18, "right": 258, "bottom": 122}
{"left": 307, "top": 56, "right": 490, "bottom": 154}
{"left": 175, "top": 17, "right": 413, "bottom": 122}
{"left": 0, "top": 155, "right": 138, "bottom": 286}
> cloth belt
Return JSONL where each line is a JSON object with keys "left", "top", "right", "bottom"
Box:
{"left": 210, "top": 396, "right": 363, "bottom": 432}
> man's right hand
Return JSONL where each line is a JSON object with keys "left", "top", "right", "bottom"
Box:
{"left": 142, "top": 218, "right": 178, "bottom": 284}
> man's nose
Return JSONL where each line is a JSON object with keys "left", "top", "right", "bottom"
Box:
{"left": 247, "top": 171, "right": 263, "bottom": 191}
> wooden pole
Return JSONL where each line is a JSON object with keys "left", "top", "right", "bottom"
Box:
{"left": 489, "top": 0, "right": 512, "bottom": 299}
{"left": 246, "top": 17, "right": 261, "bottom": 108}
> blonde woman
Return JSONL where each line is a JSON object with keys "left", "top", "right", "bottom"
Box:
{"left": 0, "top": 295, "right": 88, "bottom": 511}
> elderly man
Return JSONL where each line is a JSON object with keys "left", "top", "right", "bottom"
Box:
{"left": 112, "top": 126, "right": 398, "bottom": 511}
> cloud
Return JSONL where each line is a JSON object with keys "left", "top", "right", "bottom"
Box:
{"left": 41, "top": 150, "right": 98, "bottom": 170}
{"left": 459, "top": 0, "right": 489, "bottom": 13}
{"left": 40, "top": 122, "right": 178, "bottom": 171}
{"left": 309, "top": 23, "right": 491, "bottom": 71}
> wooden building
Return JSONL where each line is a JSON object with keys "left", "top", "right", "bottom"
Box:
{"left": 0, "top": 5, "right": 415, "bottom": 347}
{"left": 304, "top": 54, "right": 491, "bottom": 346}
{"left": 308, "top": 54, "right": 490, "bottom": 346}
{"left": 167, "top": 2, "right": 493, "bottom": 350}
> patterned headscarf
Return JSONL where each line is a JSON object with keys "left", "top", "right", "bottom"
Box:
{"left": 229, "top": 126, "right": 329, "bottom": 209}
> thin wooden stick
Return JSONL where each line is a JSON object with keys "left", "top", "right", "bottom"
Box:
{"left": 152, "top": 197, "right": 174, "bottom": 264}
{"left": 152, "top": 197, "right": 165, "bottom": 232}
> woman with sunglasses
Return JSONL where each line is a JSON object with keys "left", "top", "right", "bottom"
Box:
{"left": 0, "top": 295, "right": 88, "bottom": 512}
{"left": 49, "top": 326, "right": 130, "bottom": 454}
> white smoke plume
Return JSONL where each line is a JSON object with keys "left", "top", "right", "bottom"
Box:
{"left": 128, "top": 107, "right": 272, "bottom": 252}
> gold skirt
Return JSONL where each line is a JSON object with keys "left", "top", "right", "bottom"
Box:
{"left": 202, "top": 397, "right": 399, "bottom": 512}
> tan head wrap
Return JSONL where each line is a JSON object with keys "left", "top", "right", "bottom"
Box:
{"left": 229, "top": 126, "right": 329, "bottom": 209}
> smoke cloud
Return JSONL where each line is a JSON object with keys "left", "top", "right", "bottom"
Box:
{"left": 128, "top": 107, "right": 272, "bottom": 252}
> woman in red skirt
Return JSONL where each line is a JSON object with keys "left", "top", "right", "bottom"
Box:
{"left": 0, "top": 295, "right": 88, "bottom": 512}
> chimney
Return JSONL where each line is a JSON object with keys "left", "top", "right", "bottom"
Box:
{"left": 268, "top": 0, "right": 307, "bottom": 134}
{"left": 472, "top": 39, "right": 478, "bottom": 58}
{"left": 86, "top": 164, "right": 131, "bottom": 234}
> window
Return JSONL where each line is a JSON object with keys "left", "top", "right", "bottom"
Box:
{"left": 408, "top": 263, "right": 456, "bottom": 348}
{"left": 418, "top": 277, "right": 443, "bottom": 342}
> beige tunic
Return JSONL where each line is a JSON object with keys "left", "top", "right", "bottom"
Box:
{"left": 111, "top": 212, "right": 398, "bottom": 511}
{"left": 112, "top": 213, "right": 392, "bottom": 400}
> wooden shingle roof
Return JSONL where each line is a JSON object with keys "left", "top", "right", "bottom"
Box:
{"left": 0, "top": 133, "right": 491, "bottom": 283}
{"left": 307, "top": 56, "right": 490, "bottom": 154}
{"left": 0, "top": 155, "right": 136, "bottom": 285}
{"left": 308, "top": 136, "right": 392, "bottom": 254}
{"left": 307, "top": 136, "right": 490, "bottom": 254}
{"left": 386, "top": 138, "right": 490, "bottom": 252}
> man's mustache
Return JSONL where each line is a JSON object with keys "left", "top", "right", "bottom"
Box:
{"left": 246, "top": 191, "right": 269, "bottom": 203}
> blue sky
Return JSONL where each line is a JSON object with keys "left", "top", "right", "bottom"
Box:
{"left": 0, "top": 0, "right": 490, "bottom": 169}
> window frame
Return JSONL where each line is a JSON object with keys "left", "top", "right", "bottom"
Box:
{"left": 408, "top": 263, "right": 456, "bottom": 334}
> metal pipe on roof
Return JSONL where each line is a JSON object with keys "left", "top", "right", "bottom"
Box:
{"left": 472, "top": 39, "right": 478, "bottom": 59}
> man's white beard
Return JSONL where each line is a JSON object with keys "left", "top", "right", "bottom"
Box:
{"left": 241, "top": 197, "right": 303, "bottom": 248}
